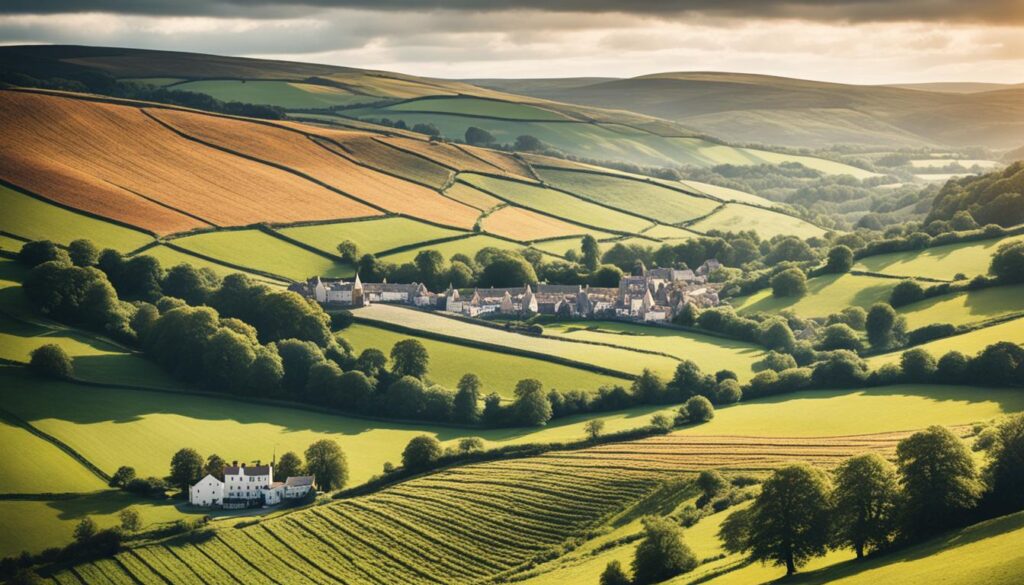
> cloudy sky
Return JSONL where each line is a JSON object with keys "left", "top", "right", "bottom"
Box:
{"left": 2, "top": 1, "right": 1022, "bottom": 84}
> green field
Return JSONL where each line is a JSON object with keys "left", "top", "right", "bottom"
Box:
{"left": 0, "top": 492, "right": 206, "bottom": 558}
{"left": 1, "top": 184, "right": 153, "bottom": 251}
{"left": 854, "top": 234, "right": 1024, "bottom": 280}
{"left": 443, "top": 182, "right": 503, "bottom": 211}
{"left": 867, "top": 317, "right": 1024, "bottom": 369}
{"left": 677, "top": 179, "right": 780, "bottom": 208}
{"left": 171, "top": 229, "right": 352, "bottom": 281}
{"left": 688, "top": 203, "right": 827, "bottom": 238}
{"left": 0, "top": 418, "right": 107, "bottom": 494}
{"left": 543, "top": 321, "right": 764, "bottom": 381}
{"left": 278, "top": 218, "right": 467, "bottom": 256}
{"left": 900, "top": 284, "right": 1024, "bottom": 330}
{"left": 731, "top": 273, "right": 897, "bottom": 318}
{"left": 135, "top": 244, "right": 288, "bottom": 286}
{"left": 643, "top": 224, "right": 696, "bottom": 240}
{"left": 342, "top": 322, "right": 622, "bottom": 397}
{"left": 379, "top": 233, "right": 528, "bottom": 264}
{"left": 460, "top": 174, "right": 653, "bottom": 233}
{"left": 386, "top": 97, "right": 572, "bottom": 121}
{"left": 355, "top": 304, "right": 681, "bottom": 378}
{"left": 171, "top": 79, "right": 375, "bottom": 109}
{"left": 536, "top": 168, "right": 721, "bottom": 224}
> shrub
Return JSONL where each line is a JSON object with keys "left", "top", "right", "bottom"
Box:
{"left": 770, "top": 268, "right": 807, "bottom": 298}
{"left": 28, "top": 344, "right": 74, "bottom": 379}
{"left": 889, "top": 280, "right": 925, "bottom": 308}
{"left": 900, "top": 348, "right": 937, "bottom": 382}
{"left": 631, "top": 516, "right": 698, "bottom": 584}
{"left": 816, "top": 323, "right": 863, "bottom": 352}
{"left": 825, "top": 245, "right": 854, "bottom": 273}
{"left": 714, "top": 379, "right": 742, "bottom": 404}
{"left": 18, "top": 240, "right": 70, "bottom": 267}
{"left": 402, "top": 435, "right": 442, "bottom": 472}
{"left": 684, "top": 396, "right": 714, "bottom": 423}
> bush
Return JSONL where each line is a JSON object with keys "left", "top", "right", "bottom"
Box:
{"left": 900, "top": 348, "right": 937, "bottom": 382}
{"left": 990, "top": 240, "right": 1024, "bottom": 283}
{"left": 28, "top": 344, "right": 74, "bottom": 379}
{"left": 755, "top": 350, "right": 797, "bottom": 372}
{"left": 770, "top": 268, "right": 807, "bottom": 298}
{"left": 890, "top": 279, "right": 925, "bottom": 307}
{"left": 816, "top": 323, "right": 863, "bottom": 351}
{"left": 907, "top": 323, "right": 956, "bottom": 345}
{"left": 402, "top": 435, "right": 442, "bottom": 472}
{"left": 714, "top": 379, "right": 742, "bottom": 404}
{"left": 18, "top": 240, "right": 70, "bottom": 267}
{"left": 825, "top": 245, "right": 853, "bottom": 273}
{"left": 684, "top": 396, "right": 714, "bottom": 423}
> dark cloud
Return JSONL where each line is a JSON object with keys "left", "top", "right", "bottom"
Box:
{"left": 3, "top": 0, "right": 1023, "bottom": 25}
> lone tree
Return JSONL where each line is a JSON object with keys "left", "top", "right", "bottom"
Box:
{"left": 585, "top": 419, "right": 605, "bottom": 440}
{"left": 512, "top": 379, "right": 552, "bottom": 426}
{"left": 684, "top": 395, "right": 715, "bottom": 423}
{"left": 599, "top": 560, "right": 631, "bottom": 585}
{"left": 391, "top": 339, "right": 429, "bottom": 379}
{"left": 119, "top": 508, "right": 142, "bottom": 533}
{"left": 28, "top": 344, "right": 74, "bottom": 379}
{"left": 276, "top": 451, "right": 304, "bottom": 479}
{"left": 984, "top": 413, "right": 1024, "bottom": 513}
{"left": 832, "top": 453, "right": 899, "bottom": 558}
{"left": 168, "top": 448, "right": 204, "bottom": 493}
{"left": 305, "top": 439, "right": 349, "bottom": 491}
{"left": 631, "top": 516, "right": 698, "bottom": 584}
{"left": 896, "top": 426, "right": 981, "bottom": 538}
{"left": 336, "top": 240, "right": 360, "bottom": 264}
{"left": 402, "top": 435, "right": 443, "bottom": 471}
{"left": 825, "top": 245, "right": 853, "bottom": 273}
{"left": 464, "top": 126, "right": 495, "bottom": 146}
{"left": 581, "top": 235, "right": 601, "bottom": 271}
{"left": 770, "top": 268, "right": 807, "bottom": 298}
{"left": 747, "top": 464, "right": 832, "bottom": 575}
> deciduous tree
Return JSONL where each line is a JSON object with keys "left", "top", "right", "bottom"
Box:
{"left": 305, "top": 439, "right": 348, "bottom": 491}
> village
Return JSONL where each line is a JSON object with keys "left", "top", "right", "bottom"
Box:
{"left": 189, "top": 461, "right": 315, "bottom": 510}
{"left": 290, "top": 259, "right": 724, "bottom": 322}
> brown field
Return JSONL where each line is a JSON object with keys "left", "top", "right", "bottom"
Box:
{"left": 379, "top": 136, "right": 524, "bottom": 176}
{"left": 325, "top": 134, "right": 452, "bottom": 189}
{"left": 0, "top": 91, "right": 377, "bottom": 234}
{"left": 149, "top": 108, "right": 480, "bottom": 229}
{"left": 457, "top": 144, "right": 536, "bottom": 177}
{"left": 482, "top": 206, "right": 590, "bottom": 241}
{"left": 443, "top": 182, "right": 504, "bottom": 212}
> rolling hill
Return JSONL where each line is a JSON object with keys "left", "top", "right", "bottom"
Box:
{"left": 473, "top": 72, "right": 1024, "bottom": 149}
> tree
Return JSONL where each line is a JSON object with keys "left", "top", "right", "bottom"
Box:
{"left": 585, "top": 419, "right": 605, "bottom": 440}
{"left": 168, "top": 448, "right": 204, "bottom": 493}
{"left": 513, "top": 379, "right": 552, "bottom": 426}
{"left": 937, "top": 350, "right": 969, "bottom": 383}
{"left": 355, "top": 348, "right": 388, "bottom": 378}
{"left": 971, "top": 341, "right": 1024, "bottom": 386}
{"left": 889, "top": 279, "right": 925, "bottom": 308}
{"left": 391, "top": 339, "right": 429, "bottom": 379}
{"left": 668, "top": 360, "right": 714, "bottom": 400}
{"left": 747, "top": 464, "right": 832, "bottom": 575}
{"left": 811, "top": 350, "right": 869, "bottom": 388}
{"left": 817, "top": 323, "right": 863, "bottom": 351}
{"left": 464, "top": 126, "right": 495, "bottom": 146}
{"left": 631, "top": 516, "right": 698, "bottom": 584}
{"left": 599, "top": 560, "right": 631, "bottom": 585}
{"left": 684, "top": 396, "right": 714, "bottom": 423}
{"left": 305, "top": 439, "right": 348, "bottom": 491}
{"left": 990, "top": 240, "right": 1024, "bottom": 283}
{"left": 18, "top": 240, "right": 70, "bottom": 267}
{"left": 513, "top": 134, "right": 544, "bottom": 152}
{"left": 454, "top": 373, "right": 482, "bottom": 424}
{"left": 457, "top": 437, "right": 484, "bottom": 453}
{"left": 162, "top": 263, "right": 218, "bottom": 305}
{"left": 632, "top": 369, "right": 667, "bottom": 404}
{"left": 74, "top": 517, "right": 97, "bottom": 542}
{"left": 414, "top": 249, "right": 447, "bottom": 290}
{"left": 448, "top": 261, "right": 474, "bottom": 288}
{"left": 896, "top": 426, "right": 981, "bottom": 538}
{"left": 770, "top": 268, "right": 807, "bottom": 298}
{"left": 204, "top": 454, "right": 226, "bottom": 480}
{"left": 697, "top": 470, "right": 728, "bottom": 501}
{"left": 28, "top": 344, "right": 74, "bottom": 379}
{"left": 402, "top": 435, "right": 443, "bottom": 471}
{"left": 581, "top": 235, "right": 601, "bottom": 271}
{"left": 866, "top": 303, "right": 905, "bottom": 349}
{"left": 110, "top": 466, "right": 137, "bottom": 488}
{"left": 983, "top": 413, "right": 1024, "bottom": 513}
{"left": 832, "top": 453, "right": 899, "bottom": 558}
{"left": 411, "top": 122, "right": 440, "bottom": 137}
{"left": 68, "top": 239, "right": 99, "bottom": 267}
{"left": 119, "top": 507, "right": 142, "bottom": 533}
{"left": 337, "top": 370, "right": 375, "bottom": 412}
{"left": 900, "top": 348, "right": 937, "bottom": 382}
{"left": 479, "top": 255, "right": 538, "bottom": 287}
{"left": 248, "top": 345, "right": 285, "bottom": 397}
{"left": 714, "top": 379, "right": 742, "bottom": 404}
{"left": 203, "top": 328, "right": 257, "bottom": 394}
{"left": 825, "top": 245, "right": 853, "bottom": 273}
{"left": 766, "top": 237, "right": 816, "bottom": 264}
{"left": 384, "top": 376, "right": 428, "bottom": 419}
{"left": 589, "top": 264, "right": 623, "bottom": 287}
{"left": 119, "top": 255, "right": 164, "bottom": 301}
{"left": 758, "top": 319, "right": 796, "bottom": 353}
{"left": 277, "top": 451, "right": 304, "bottom": 479}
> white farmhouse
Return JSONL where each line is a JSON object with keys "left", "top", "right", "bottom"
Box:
{"left": 223, "top": 462, "right": 273, "bottom": 503}
{"left": 285, "top": 475, "right": 315, "bottom": 499}
{"left": 189, "top": 474, "right": 224, "bottom": 507}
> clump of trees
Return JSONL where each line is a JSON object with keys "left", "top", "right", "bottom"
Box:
{"left": 27, "top": 344, "right": 74, "bottom": 379}
{"left": 719, "top": 419, "right": 1024, "bottom": 577}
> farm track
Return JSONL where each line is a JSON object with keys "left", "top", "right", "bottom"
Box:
{"left": 50, "top": 429, "right": 906, "bottom": 584}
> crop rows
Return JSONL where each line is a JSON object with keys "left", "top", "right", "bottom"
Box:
{"left": 47, "top": 431, "right": 904, "bottom": 584}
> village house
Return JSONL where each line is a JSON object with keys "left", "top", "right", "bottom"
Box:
{"left": 289, "top": 275, "right": 436, "bottom": 308}
{"left": 188, "top": 460, "right": 316, "bottom": 509}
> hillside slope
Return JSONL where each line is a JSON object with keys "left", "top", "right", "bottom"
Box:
{"left": 475, "top": 72, "right": 1024, "bottom": 149}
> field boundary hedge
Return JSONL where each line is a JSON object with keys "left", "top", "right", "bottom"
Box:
{"left": 0, "top": 405, "right": 111, "bottom": 483}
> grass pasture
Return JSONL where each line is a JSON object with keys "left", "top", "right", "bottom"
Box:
{"left": 854, "top": 233, "right": 1024, "bottom": 280}
{"left": 543, "top": 321, "right": 764, "bottom": 381}
{"left": 354, "top": 304, "right": 680, "bottom": 378}
{"left": 135, "top": 244, "right": 288, "bottom": 286}
{"left": 0, "top": 418, "right": 107, "bottom": 494}
{"left": 688, "top": 203, "right": 827, "bottom": 239}
{"left": 386, "top": 96, "right": 572, "bottom": 121}
{"left": 460, "top": 173, "right": 653, "bottom": 233}
{"left": 379, "top": 234, "right": 527, "bottom": 264}
{"left": 331, "top": 134, "right": 452, "bottom": 188}
{"left": 1, "top": 184, "right": 153, "bottom": 252}
{"left": 171, "top": 79, "right": 375, "bottom": 109}
{"left": 278, "top": 218, "right": 467, "bottom": 256}
{"left": 899, "top": 284, "right": 1024, "bottom": 330}
{"left": 171, "top": 229, "right": 352, "bottom": 281}
{"left": 867, "top": 317, "right": 1024, "bottom": 369}
{"left": 677, "top": 179, "right": 779, "bottom": 208}
{"left": 731, "top": 273, "right": 897, "bottom": 318}
{"left": 341, "top": 322, "right": 621, "bottom": 397}
{"left": 536, "top": 168, "right": 721, "bottom": 224}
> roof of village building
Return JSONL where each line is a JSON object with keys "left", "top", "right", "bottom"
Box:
{"left": 285, "top": 476, "right": 315, "bottom": 487}
{"left": 536, "top": 284, "right": 584, "bottom": 294}
{"left": 223, "top": 462, "right": 271, "bottom": 476}
{"left": 362, "top": 282, "right": 425, "bottom": 294}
